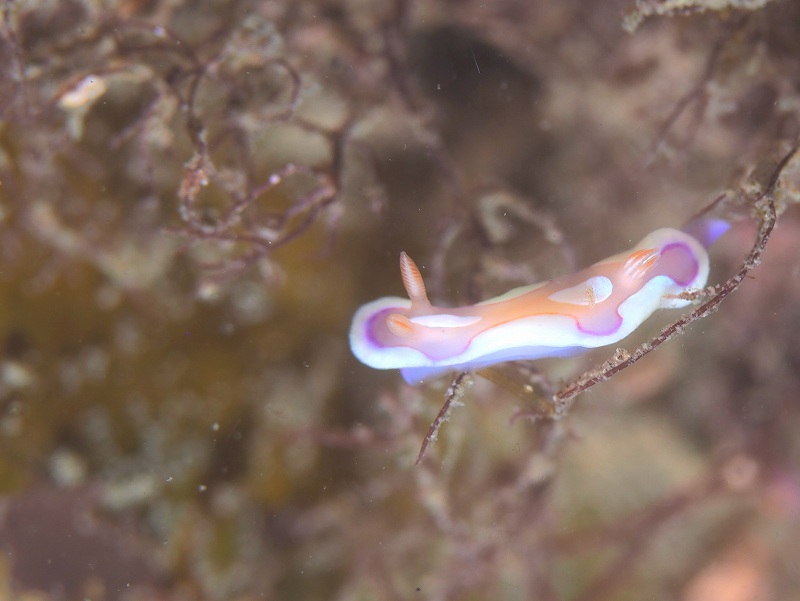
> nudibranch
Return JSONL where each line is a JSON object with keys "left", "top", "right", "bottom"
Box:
{"left": 350, "top": 221, "right": 727, "bottom": 384}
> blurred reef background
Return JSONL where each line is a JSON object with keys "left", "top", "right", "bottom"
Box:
{"left": 1, "top": 0, "right": 800, "bottom": 599}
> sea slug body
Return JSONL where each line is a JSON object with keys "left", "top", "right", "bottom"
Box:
{"left": 350, "top": 226, "right": 714, "bottom": 384}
